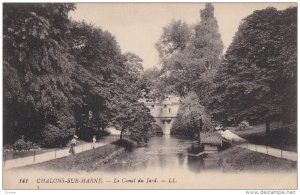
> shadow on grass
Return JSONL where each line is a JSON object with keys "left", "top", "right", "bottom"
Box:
{"left": 112, "top": 139, "right": 136, "bottom": 151}
{"left": 238, "top": 126, "right": 297, "bottom": 152}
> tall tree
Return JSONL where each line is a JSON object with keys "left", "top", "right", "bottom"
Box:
{"left": 155, "top": 20, "right": 191, "bottom": 64}
{"left": 192, "top": 3, "right": 223, "bottom": 70}
{"left": 154, "top": 3, "right": 224, "bottom": 137}
{"left": 156, "top": 3, "right": 223, "bottom": 101}
{"left": 67, "top": 21, "right": 124, "bottom": 140}
{"left": 209, "top": 7, "right": 297, "bottom": 133}
{"left": 172, "top": 92, "right": 213, "bottom": 137}
{"left": 123, "top": 52, "right": 144, "bottom": 81}
{"left": 3, "top": 3, "right": 76, "bottom": 146}
{"left": 140, "top": 67, "right": 166, "bottom": 100}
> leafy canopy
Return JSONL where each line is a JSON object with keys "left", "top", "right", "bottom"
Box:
{"left": 209, "top": 7, "right": 297, "bottom": 125}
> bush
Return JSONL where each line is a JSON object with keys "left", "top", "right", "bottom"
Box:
{"left": 13, "top": 136, "right": 33, "bottom": 151}
{"left": 41, "top": 124, "right": 75, "bottom": 148}
{"left": 114, "top": 139, "right": 136, "bottom": 149}
{"left": 238, "top": 120, "right": 250, "bottom": 130}
{"left": 152, "top": 123, "right": 163, "bottom": 135}
{"left": 4, "top": 144, "right": 13, "bottom": 152}
{"left": 75, "top": 127, "right": 110, "bottom": 142}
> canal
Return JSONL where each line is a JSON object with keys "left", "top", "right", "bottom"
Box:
{"left": 97, "top": 135, "right": 223, "bottom": 173}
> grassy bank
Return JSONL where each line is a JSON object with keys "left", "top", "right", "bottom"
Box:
{"left": 100, "top": 145, "right": 297, "bottom": 172}
{"left": 4, "top": 139, "right": 90, "bottom": 160}
{"left": 17, "top": 139, "right": 134, "bottom": 172}
{"left": 16, "top": 140, "right": 296, "bottom": 173}
{"left": 232, "top": 124, "right": 297, "bottom": 152}
{"left": 209, "top": 146, "right": 297, "bottom": 172}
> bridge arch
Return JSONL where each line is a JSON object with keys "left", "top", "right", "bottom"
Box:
{"left": 141, "top": 96, "right": 180, "bottom": 135}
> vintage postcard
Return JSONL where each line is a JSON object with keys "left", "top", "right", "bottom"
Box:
{"left": 2, "top": 2, "right": 297, "bottom": 190}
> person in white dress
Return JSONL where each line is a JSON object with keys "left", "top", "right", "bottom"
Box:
{"left": 92, "top": 135, "right": 96, "bottom": 149}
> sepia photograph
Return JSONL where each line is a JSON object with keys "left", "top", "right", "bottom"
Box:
{"left": 2, "top": 1, "right": 298, "bottom": 191}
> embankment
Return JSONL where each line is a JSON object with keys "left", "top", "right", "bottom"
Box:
{"left": 16, "top": 139, "right": 136, "bottom": 172}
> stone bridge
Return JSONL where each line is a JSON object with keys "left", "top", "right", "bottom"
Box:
{"left": 142, "top": 96, "right": 180, "bottom": 134}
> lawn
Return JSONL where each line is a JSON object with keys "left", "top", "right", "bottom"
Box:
{"left": 3, "top": 139, "right": 90, "bottom": 161}
{"left": 209, "top": 146, "right": 297, "bottom": 172}
{"left": 16, "top": 139, "right": 132, "bottom": 172}
{"left": 231, "top": 123, "right": 297, "bottom": 152}
{"left": 19, "top": 144, "right": 297, "bottom": 173}
{"left": 3, "top": 135, "right": 117, "bottom": 161}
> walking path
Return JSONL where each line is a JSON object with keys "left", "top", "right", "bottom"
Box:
{"left": 217, "top": 130, "right": 297, "bottom": 162}
{"left": 218, "top": 130, "right": 247, "bottom": 143}
{"left": 3, "top": 136, "right": 117, "bottom": 169}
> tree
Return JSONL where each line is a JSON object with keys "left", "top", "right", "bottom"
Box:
{"left": 3, "top": 4, "right": 159, "bottom": 147}
{"left": 172, "top": 92, "right": 213, "bottom": 138}
{"left": 208, "top": 7, "right": 297, "bottom": 133}
{"left": 152, "top": 3, "right": 224, "bottom": 138}
{"left": 68, "top": 21, "right": 124, "bottom": 141}
{"left": 192, "top": 3, "right": 223, "bottom": 70}
{"left": 3, "top": 3, "right": 76, "bottom": 146}
{"left": 109, "top": 84, "right": 155, "bottom": 142}
{"left": 69, "top": 21, "right": 154, "bottom": 143}
{"left": 155, "top": 20, "right": 191, "bottom": 64}
{"left": 139, "top": 67, "right": 165, "bottom": 100}
{"left": 156, "top": 3, "right": 223, "bottom": 101}
{"left": 123, "top": 52, "right": 144, "bottom": 81}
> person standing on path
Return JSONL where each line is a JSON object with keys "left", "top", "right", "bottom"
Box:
{"left": 92, "top": 135, "right": 96, "bottom": 149}
{"left": 69, "top": 135, "right": 79, "bottom": 154}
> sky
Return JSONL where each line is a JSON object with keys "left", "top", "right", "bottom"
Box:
{"left": 69, "top": 3, "right": 296, "bottom": 70}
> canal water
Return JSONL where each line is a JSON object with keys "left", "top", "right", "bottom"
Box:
{"left": 98, "top": 135, "right": 223, "bottom": 173}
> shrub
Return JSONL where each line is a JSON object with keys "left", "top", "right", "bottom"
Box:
{"left": 152, "top": 123, "right": 163, "bottom": 135}
{"left": 4, "top": 144, "right": 13, "bottom": 152}
{"left": 75, "top": 126, "right": 109, "bottom": 142}
{"left": 13, "top": 136, "right": 33, "bottom": 151}
{"left": 238, "top": 120, "right": 250, "bottom": 130}
{"left": 41, "top": 124, "right": 75, "bottom": 148}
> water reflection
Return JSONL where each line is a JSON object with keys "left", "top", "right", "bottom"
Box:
{"left": 187, "top": 155, "right": 205, "bottom": 172}
{"left": 99, "top": 135, "right": 223, "bottom": 173}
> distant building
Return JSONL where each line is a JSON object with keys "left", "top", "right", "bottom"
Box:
{"left": 141, "top": 95, "right": 180, "bottom": 134}
{"left": 200, "top": 131, "right": 230, "bottom": 153}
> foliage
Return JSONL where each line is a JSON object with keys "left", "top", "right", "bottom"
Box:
{"left": 157, "top": 3, "right": 223, "bottom": 99}
{"left": 13, "top": 136, "right": 33, "bottom": 151}
{"left": 123, "top": 52, "right": 144, "bottom": 82}
{"left": 3, "top": 4, "right": 154, "bottom": 147}
{"left": 209, "top": 7, "right": 297, "bottom": 125}
{"left": 192, "top": 3, "right": 223, "bottom": 70}
{"left": 68, "top": 21, "right": 123, "bottom": 139}
{"left": 3, "top": 3, "right": 76, "bottom": 146}
{"left": 171, "top": 93, "right": 213, "bottom": 137}
{"left": 41, "top": 124, "right": 75, "bottom": 147}
{"left": 238, "top": 120, "right": 250, "bottom": 130}
{"left": 151, "top": 123, "right": 163, "bottom": 135}
{"left": 68, "top": 21, "right": 154, "bottom": 143}
{"left": 155, "top": 20, "right": 191, "bottom": 63}
{"left": 155, "top": 3, "right": 223, "bottom": 138}
{"left": 139, "top": 67, "right": 165, "bottom": 100}
{"left": 110, "top": 95, "right": 155, "bottom": 142}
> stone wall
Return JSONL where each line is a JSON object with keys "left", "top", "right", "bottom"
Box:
{"left": 142, "top": 96, "right": 180, "bottom": 134}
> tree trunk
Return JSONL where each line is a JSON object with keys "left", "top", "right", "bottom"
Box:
{"left": 97, "top": 127, "right": 101, "bottom": 139}
{"left": 199, "top": 118, "right": 203, "bottom": 145}
{"left": 266, "top": 120, "right": 271, "bottom": 136}
{"left": 120, "top": 128, "right": 124, "bottom": 140}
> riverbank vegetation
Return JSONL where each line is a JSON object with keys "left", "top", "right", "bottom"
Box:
{"left": 17, "top": 139, "right": 135, "bottom": 171}
{"left": 209, "top": 7, "right": 297, "bottom": 131}
{"left": 233, "top": 123, "right": 297, "bottom": 152}
{"left": 152, "top": 3, "right": 297, "bottom": 139}
{"left": 18, "top": 143, "right": 296, "bottom": 172}
{"left": 210, "top": 146, "right": 296, "bottom": 172}
{"left": 3, "top": 3, "right": 297, "bottom": 153}
{"left": 3, "top": 3, "right": 155, "bottom": 148}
